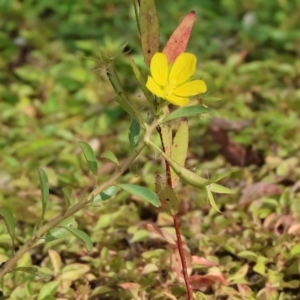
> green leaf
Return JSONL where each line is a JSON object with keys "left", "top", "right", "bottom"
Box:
{"left": 101, "top": 150, "right": 119, "bottom": 166}
{"left": 44, "top": 216, "right": 78, "bottom": 243}
{"left": 10, "top": 267, "right": 52, "bottom": 281}
{"left": 227, "top": 264, "right": 249, "bottom": 284}
{"left": 237, "top": 250, "right": 258, "bottom": 262}
{"left": 128, "top": 118, "right": 140, "bottom": 152}
{"left": 78, "top": 141, "right": 98, "bottom": 176}
{"left": 171, "top": 118, "right": 189, "bottom": 188}
{"left": 92, "top": 186, "right": 118, "bottom": 204}
{"left": 0, "top": 206, "right": 15, "bottom": 247}
{"left": 253, "top": 256, "right": 267, "bottom": 276}
{"left": 211, "top": 169, "right": 238, "bottom": 183}
{"left": 208, "top": 183, "right": 235, "bottom": 194}
{"left": 206, "top": 188, "right": 221, "bottom": 213}
{"left": 139, "top": 0, "right": 160, "bottom": 65}
{"left": 37, "top": 168, "right": 49, "bottom": 222}
{"left": 118, "top": 184, "right": 160, "bottom": 207}
{"left": 290, "top": 244, "right": 300, "bottom": 258}
{"left": 163, "top": 105, "right": 211, "bottom": 122}
{"left": 38, "top": 281, "right": 60, "bottom": 300}
{"left": 148, "top": 141, "right": 210, "bottom": 189}
{"left": 58, "top": 227, "right": 93, "bottom": 252}
{"left": 62, "top": 186, "right": 72, "bottom": 211}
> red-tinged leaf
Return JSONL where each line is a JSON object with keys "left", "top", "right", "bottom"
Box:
{"left": 141, "top": 223, "right": 176, "bottom": 246}
{"left": 239, "top": 182, "right": 282, "bottom": 206}
{"left": 171, "top": 118, "right": 189, "bottom": 188}
{"left": 205, "top": 268, "right": 228, "bottom": 285}
{"left": 139, "top": 0, "right": 159, "bottom": 65}
{"left": 118, "top": 282, "right": 141, "bottom": 290}
{"left": 191, "top": 255, "right": 217, "bottom": 268}
{"left": 163, "top": 11, "right": 195, "bottom": 64}
{"left": 189, "top": 268, "right": 228, "bottom": 289}
{"left": 189, "top": 275, "right": 216, "bottom": 289}
{"left": 237, "top": 283, "right": 254, "bottom": 297}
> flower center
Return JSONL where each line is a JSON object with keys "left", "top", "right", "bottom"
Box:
{"left": 163, "top": 80, "right": 177, "bottom": 97}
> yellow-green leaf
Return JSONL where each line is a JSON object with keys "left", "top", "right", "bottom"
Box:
{"left": 37, "top": 168, "right": 49, "bottom": 222}
{"left": 206, "top": 187, "right": 221, "bottom": 213}
{"left": 78, "top": 141, "right": 98, "bottom": 176}
{"left": 0, "top": 206, "right": 15, "bottom": 247}
{"left": 170, "top": 118, "right": 188, "bottom": 188}
{"left": 139, "top": 0, "right": 159, "bottom": 65}
{"left": 101, "top": 150, "right": 119, "bottom": 166}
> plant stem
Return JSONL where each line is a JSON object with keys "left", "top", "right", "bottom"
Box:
{"left": 0, "top": 119, "right": 159, "bottom": 281}
{"left": 156, "top": 128, "right": 193, "bottom": 300}
{"left": 173, "top": 214, "right": 193, "bottom": 300}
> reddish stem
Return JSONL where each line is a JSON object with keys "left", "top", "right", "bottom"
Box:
{"left": 156, "top": 125, "right": 193, "bottom": 300}
{"left": 173, "top": 214, "right": 193, "bottom": 300}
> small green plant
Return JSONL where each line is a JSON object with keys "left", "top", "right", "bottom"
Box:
{"left": 0, "top": 1, "right": 234, "bottom": 299}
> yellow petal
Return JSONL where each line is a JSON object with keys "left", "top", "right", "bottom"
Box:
{"left": 166, "top": 94, "right": 190, "bottom": 107}
{"left": 150, "top": 52, "right": 168, "bottom": 86}
{"left": 169, "top": 53, "right": 196, "bottom": 85}
{"left": 146, "top": 76, "right": 164, "bottom": 97}
{"left": 174, "top": 80, "right": 207, "bottom": 97}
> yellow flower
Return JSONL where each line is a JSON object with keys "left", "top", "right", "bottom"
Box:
{"left": 146, "top": 52, "right": 207, "bottom": 107}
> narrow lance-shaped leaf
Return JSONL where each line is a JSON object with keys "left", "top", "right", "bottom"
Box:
{"left": 208, "top": 183, "right": 235, "bottom": 194}
{"left": 139, "top": 0, "right": 159, "bottom": 65}
{"left": 58, "top": 227, "right": 93, "bottom": 252}
{"left": 128, "top": 118, "right": 140, "bottom": 152}
{"left": 0, "top": 206, "right": 15, "bottom": 247}
{"left": 211, "top": 169, "right": 238, "bottom": 183}
{"left": 37, "top": 168, "right": 49, "bottom": 222}
{"left": 163, "top": 105, "right": 211, "bottom": 122}
{"left": 78, "top": 141, "right": 98, "bottom": 176}
{"left": 170, "top": 118, "right": 188, "bottom": 188}
{"left": 118, "top": 183, "right": 160, "bottom": 207}
{"left": 155, "top": 175, "right": 178, "bottom": 215}
{"left": 133, "top": 0, "right": 140, "bottom": 33}
{"left": 206, "top": 187, "right": 221, "bottom": 213}
{"left": 101, "top": 150, "right": 119, "bottom": 166}
{"left": 163, "top": 11, "right": 196, "bottom": 64}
